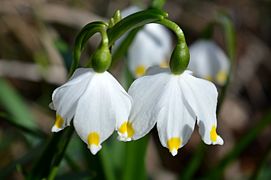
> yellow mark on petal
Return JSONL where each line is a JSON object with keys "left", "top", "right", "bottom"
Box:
{"left": 55, "top": 114, "right": 64, "bottom": 128}
{"left": 135, "top": 65, "right": 146, "bottom": 77}
{"left": 119, "top": 121, "right": 134, "bottom": 138}
{"left": 204, "top": 75, "right": 213, "bottom": 81}
{"left": 216, "top": 70, "right": 227, "bottom": 85}
{"left": 167, "top": 137, "right": 181, "bottom": 152}
{"left": 159, "top": 60, "right": 169, "bottom": 68}
{"left": 87, "top": 132, "right": 100, "bottom": 146}
{"left": 210, "top": 125, "right": 218, "bottom": 142}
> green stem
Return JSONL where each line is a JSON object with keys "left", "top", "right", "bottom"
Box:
{"left": 151, "top": 0, "right": 166, "bottom": 9}
{"left": 107, "top": 9, "right": 167, "bottom": 46}
{"left": 157, "top": 18, "right": 186, "bottom": 44}
{"left": 70, "top": 21, "right": 108, "bottom": 76}
{"left": 100, "top": 144, "right": 116, "bottom": 180}
{"left": 216, "top": 13, "right": 236, "bottom": 110}
{"left": 27, "top": 127, "right": 74, "bottom": 180}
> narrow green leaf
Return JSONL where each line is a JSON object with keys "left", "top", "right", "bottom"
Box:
{"left": 122, "top": 136, "right": 149, "bottom": 180}
{"left": 179, "top": 143, "right": 206, "bottom": 180}
{"left": 0, "top": 78, "right": 37, "bottom": 130}
{"left": 205, "top": 111, "right": 271, "bottom": 179}
{"left": 111, "top": 27, "right": 141, "bottom": 66}
{"left": 27, "top": 127, "right": 74, "bottom": 180}
{"left": 99, "top": 144, "right": 116, "bottom": 180}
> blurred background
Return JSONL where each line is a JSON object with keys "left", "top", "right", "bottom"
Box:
{"left": 0, "top": 0, "right": 271, "bottom": 179}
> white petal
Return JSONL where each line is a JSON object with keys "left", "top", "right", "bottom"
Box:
{"left": 145, "top": 66, "right": 170, "bottom": 76}
{"left": 127, "top": 72, "right": 171, "bottom": 140}
{"left": 121, "top": 6, "right": 141, "bottom": 17}
{"left": 105, "top": 73, "right": 132, "bottom": 141}
{"left": 74, "top": 72, "right": 131, "bottom": 154}
{"left": 114, "top": 6, "right": 172, "bottom": 78}
{"left": 180, "top": 71, "right": 223, "bottom": 145}
{"left": 156, "top": 77, "right": 196, "bottom": 156}
{"left": 51, "top": 68, "right": 93, "bottom": 132}
{"left": 188, "top": 40, "right": 229, "bottom": 84}
{"left": 127, "top": 26, "right": 171, "bottom": 78}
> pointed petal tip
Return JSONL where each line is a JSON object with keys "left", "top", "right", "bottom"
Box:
{"left": 117, "top": 132, "right": 132, "bottom": 142}
{"left": 216, "top": 136, "right": 224, "bottom": 145}
{"left": 51, "top": 125, "right": 63, "bottom": 133}
{"left": 170, "top": 149, "right": 178, "bottom": 156}
{"left": 48, "top": 102, "right": 55, "bottom": 110}
{"left": 208, "top": 135, "right": 224, "bottom": 145}
{"left": 88, "top": 144, "right": 102, "bottom": 155}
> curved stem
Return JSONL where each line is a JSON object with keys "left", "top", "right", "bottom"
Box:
{"left": 107, "top": 9, "right": 167, "bottom": 46}
{"left": 70, "top": 21, "right": 107, "bottom": 77}
{"left": 216, "top": 13, "right": 236, "bottom": 111}
{"left": 157, "top": 18, "right": 186, "bottom": 44}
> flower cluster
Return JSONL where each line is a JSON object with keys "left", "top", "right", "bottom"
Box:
{"left": 51, "top": 67, "right": 223, "bottom": 156}
{"left": 50, "top": 7, "right": 225, "bottom": 156}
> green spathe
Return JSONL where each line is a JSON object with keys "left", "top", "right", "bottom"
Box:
{"left": 170, "top": 43, "right": 190, "bottom": 74}
{"left": 91, "top": 44, "right": 112, "bottom": 73}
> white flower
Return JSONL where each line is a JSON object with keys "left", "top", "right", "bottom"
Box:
{"left": 118, "top": 68, "right": 223, "bottom": 156}
{"left": 188, "top": 40, "right": 230, "bottom": 85}
{"left": 114, "top": 6, "right": 172, "bottom": 78}
{"left": 50, "top": 68, "right": 132, "bottom": 155}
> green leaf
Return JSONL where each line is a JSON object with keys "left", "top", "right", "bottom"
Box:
{"left": 205, "top": 111, "right": 271, "bottom": 179}
{"left": 27, "top": 127, "right": 74, "bottom": 180}
{"left": 122, "top": 136, "right": 149, "bottom": 180}
{"left": 111, "top": 27, "right": 141, "bottom": 66}
{"left": 0, "top": 78, "right": 37, "bottom": 130}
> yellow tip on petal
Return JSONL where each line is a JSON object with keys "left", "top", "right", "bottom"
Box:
{"left": 87, "top": 132, "right": 100, "bottom": 146}
{"left": 210, "top": 125, "right": 218, "bottom": 142}
{"left": 135, "top": 65, "right": 146, "bottom": 77}
{"left": 216, "top": 70, "right": 227, "bottom": 85}
{"left": 167, "top": 137, "right": 181, "bottom": 156}
{"left": 118, "top": 121, "right": 135, "bottom": 138}
{"left": 204, "top": 75, "right": 213, "bottom": 81}
{"left": 54, "top": 114, "right": 64, "bottom": 128}
{"left": 159, "top": 60, "right": 169, "bottom": 68}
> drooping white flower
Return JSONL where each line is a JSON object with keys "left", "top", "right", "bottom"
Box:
{"left": 188, "top": 40, "right": 230, "bottom": 85}
{"left": 114, "top": 6, "right": 172, "bottom": 78}
{"left": 50, "top": 68, "right": 132, "bottom": 154}
{"left": 118, "top": 68, "right": 223, "bottom": 156}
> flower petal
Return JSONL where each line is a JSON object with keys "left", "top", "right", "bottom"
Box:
{"left": 51, "top": 68, "right": 93, "bottom": 132}
{"left": 104, "top": 73, "right": 132, "bottom": 141}
{"left": 188, "top": 40, "right": 229, "bottom": 85}
{"left": 74, "top": 72, "right": 131, "bottom": 154}
{"left": 127, "top": 26, "right": 171, "bottom": 78}
{"left": 126, "top": 72, "right": 171, "bottom": 140}
{"left": 156, "top": 77, "right": 196, "bottom": 156}
{"left": 180, "top": 71, "right": 223, "bottom": 145}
